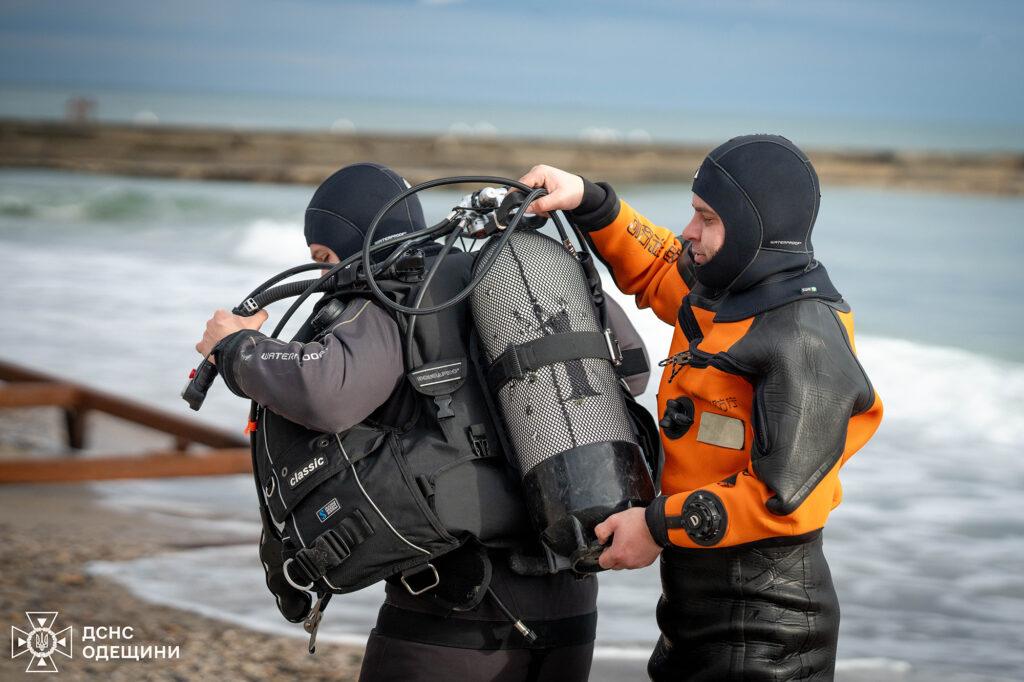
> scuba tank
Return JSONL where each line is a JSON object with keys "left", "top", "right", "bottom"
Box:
{"left": 470, "top": 230, "right": 656, "bottom": 571}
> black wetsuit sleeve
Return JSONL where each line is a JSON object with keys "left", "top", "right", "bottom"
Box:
{"left": 216, "top": 298, "right": 404, "bottom": 433}
{"left": 727, "top": 301, "right": 875, "bottom": 515}
{"left": 566, "top": 180, "right": 620, "bottom": 232}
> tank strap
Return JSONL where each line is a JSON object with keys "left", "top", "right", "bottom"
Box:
{"left": 487, "top": 329, "right": 646, "bottom": 393}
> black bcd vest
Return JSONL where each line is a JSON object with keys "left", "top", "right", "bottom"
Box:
{"left": 249, "top": 249, "right": 659, "bottom": 613}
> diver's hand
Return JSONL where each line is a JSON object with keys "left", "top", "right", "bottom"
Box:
{"left": 595, "top": 507, "right": 662, "bottom": 570}
{"left": 518, "top": 165, "right": 584, "bottom": 216}
{"left": 196, "top": 309, "right": 269, "bottom": 359}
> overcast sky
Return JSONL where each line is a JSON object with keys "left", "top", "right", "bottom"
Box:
{"left": 1, "top": 0, "right": 1021, "bottom": 125}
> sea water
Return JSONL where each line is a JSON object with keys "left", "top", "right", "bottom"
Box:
{"left": 2, "top": 169, "right": 1023, "bottom": 679}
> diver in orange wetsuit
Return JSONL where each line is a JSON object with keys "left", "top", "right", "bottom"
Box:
{"left": 520, "top": 135, "right": 883, "bottom": 681}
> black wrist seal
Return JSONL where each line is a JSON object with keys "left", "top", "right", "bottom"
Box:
{"left": 670, "top": 490, "right": 728, "bottom": 546}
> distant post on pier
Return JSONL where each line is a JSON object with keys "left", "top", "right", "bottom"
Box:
{"left": 65, "top": 96, "right": 97, "bottom": 124}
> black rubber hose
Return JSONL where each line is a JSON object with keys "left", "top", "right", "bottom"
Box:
{"left": 184, "top": 177, "right": 578, "bottom": 411}
{"left": 267, "top": 217, "right": 455, "bottom": 340}
{"left": 362, "top": 180, "right": 547, "bottom": 316}
{"left": 403, "top": 224, "right": 464, "bottom": 368}
{"left": 242, "top": 278, "right": 331, "bottom": 313}
{"left": 240, "top": 262, "right": 331, "bottom": 304}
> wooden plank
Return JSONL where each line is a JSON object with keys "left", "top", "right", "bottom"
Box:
{"left": 81, "top": 392, "right": 246, "bottom": 448}
{"left": 0, "top": 359, "right": 246, "bottom": 449}
{"left": 0, "top": 382, "right": 80, "bottom": 408}
{"left": 0, "top": 361, "right": 55, "bottom": 383}
{"left": 0, "top": 448, "right": 252, "bottom": 483}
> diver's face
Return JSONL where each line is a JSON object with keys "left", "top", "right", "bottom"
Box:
{"left": 681, "top": 194, "right": 725, "bottom": 266}
{"left": 310, "top": 243, "right": 340, "bottom": 274}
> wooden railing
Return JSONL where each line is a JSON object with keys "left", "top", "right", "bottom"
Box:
{"left": 0, "top": 360, "right": 251, "bottom": 483}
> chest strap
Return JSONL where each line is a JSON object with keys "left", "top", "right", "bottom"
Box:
{"left": 286, "top": 509, "right": 375, "bottom": 586}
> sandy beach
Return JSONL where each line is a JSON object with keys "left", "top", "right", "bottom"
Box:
{"left": 1, "top": 478, "right": 364, "bottom": 681}
{"left": 0, "top": 404, "right": 652, "bottom": 681}
{"left": 0, "top": 475, "right": 646, "bottom": 680}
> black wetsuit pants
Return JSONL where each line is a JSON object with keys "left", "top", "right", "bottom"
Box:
{"left": 648, "top": 530, "right": 840, "bottom": 682}
{"left": 358, "top": 550, "right": 597, "bottom": 682}
{"left": 358, "top": 631, "right": 594, "bottom": 682}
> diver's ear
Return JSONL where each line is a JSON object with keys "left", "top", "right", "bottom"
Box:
{"left": 309, "top": 243, "right": 341, "bottom": 264}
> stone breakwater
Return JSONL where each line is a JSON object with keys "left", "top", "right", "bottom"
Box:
{"left": 2, "top": 119, "right": 1023, "bottom": 195}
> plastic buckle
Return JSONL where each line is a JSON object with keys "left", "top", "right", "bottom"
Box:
{"left": 294, "top": 551, "right": 322, "bottom": 583}
{"left": 604, "top": 328, "right": 623, "bottom": 366}
{"left": 433, "top": 395, "right": 455, "bottom": 420}
{"left": 400, "top": 563, "right": 440, "bottom": 596}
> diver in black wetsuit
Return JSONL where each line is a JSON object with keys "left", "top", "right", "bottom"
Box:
{"left": 197, "top": 162, "right": 652, "bottom": 681}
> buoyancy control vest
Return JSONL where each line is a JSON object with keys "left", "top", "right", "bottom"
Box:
{"left": 249, "top": 247, "right": 659, "bottom": 646}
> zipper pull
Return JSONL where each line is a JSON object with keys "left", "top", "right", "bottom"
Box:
{"left": 658, "top": 350, "right": 692, "bottom": 383}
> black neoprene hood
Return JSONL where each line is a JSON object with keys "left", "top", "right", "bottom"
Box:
{"left": 690, "top": 135, "right": 821, "bottom": 292}
{"left": 304, "top": 162, "right": 426, "bottom": 262}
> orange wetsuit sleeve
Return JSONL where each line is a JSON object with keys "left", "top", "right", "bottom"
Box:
{"left": 583, "top": 199, "right": 689, "bottom": 326}
{"left": 657, "top": 460, "right": 840, "bottom": 549}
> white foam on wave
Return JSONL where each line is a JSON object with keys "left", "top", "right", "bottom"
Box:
{"left": 855, "top": 335, "right": 1024, "bottom": 447}
{"left": 591, "top": 645, "right": 653, "bottom": 660}
{"left": 233, "top": 218, "right": 310, "bottom": 266}
{"left": 834, "top": 658, "right": 913, "bottom": 673}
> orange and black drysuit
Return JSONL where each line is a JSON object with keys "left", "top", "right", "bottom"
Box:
{"left": 568, "top": 135, "right": 883, "bottom": 681}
